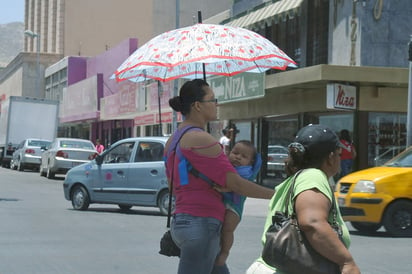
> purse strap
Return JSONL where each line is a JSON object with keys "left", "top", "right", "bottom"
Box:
{"left": 284, "top": 170, "right": 338, "bottom": 225}
{"left": 166, "top": 125, "right": 199, "bottom": 228}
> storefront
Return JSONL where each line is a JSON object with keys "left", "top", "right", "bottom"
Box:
{"left": 217, "top": 65, "right": 408, "bottom": 184}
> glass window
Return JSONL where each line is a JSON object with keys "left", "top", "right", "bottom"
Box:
{"left": 318, "top": 113, "right": 353, "bottom": 134}
{"left": 306, "top": 0, "right": 329, "bottom": 66}
{"left": 28, "top": 140, "right": 51, "bottom": 147}
{"left": 134, "top": 142, "right": 164, "bottom": 162}
{"left": 264, "top": 116, "right": 299, "bottom": 183}
{"left": 267, "top": 117, "right": 298, "bottom": 147}
{"left": 368, "top": 112, "right": 406, "bottom": 166}
{"left": 103, "top": 142, "right": 135, "bottom": 164}
{"left": 60, "top": 140, "right": 94, "bottom": 150}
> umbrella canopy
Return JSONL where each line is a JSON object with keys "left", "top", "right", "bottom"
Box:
{"left": 114, "top": 23, "right": 296, "bottom": 82}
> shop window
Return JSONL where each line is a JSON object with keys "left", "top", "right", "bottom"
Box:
{"left": 145, "top": 125, "right": 152, "bottom": 136}
{"left": 263, "top": 116, "right": 299, "bottom": 184}
{"left": 306, "top": 0, "right": 329, "bottom": 66}
{"left": 368, "top": 112, "right": 406, "bottom": 166}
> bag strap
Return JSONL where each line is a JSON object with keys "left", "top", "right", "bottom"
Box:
{"left": 284, "top": 170, "right": 338, "bottom": 225}
{"left": 166, "top": 125, "right": 199, "bottom": 227}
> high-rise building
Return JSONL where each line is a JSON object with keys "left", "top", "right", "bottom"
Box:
{"left": 24, "top": 0, "right": 232, "bottom": 57}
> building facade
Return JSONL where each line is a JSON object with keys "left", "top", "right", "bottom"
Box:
{"left": 211, "top": 0, "right": 411, "bottom": 184}
{"left": 44, "top": 0, "right": 412, "bottom": 182}
{"left": 0, "top": 0, "right": 232, "bottom": 147}
{"left": 24, "top": 0, "right": 233, "bottom": 57}
{"left": 2, "top": 0, "right": 411, "bottom": 187}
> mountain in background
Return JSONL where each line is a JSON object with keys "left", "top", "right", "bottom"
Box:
{"left": 0, "top": 22, "right": 24, "bottom": 68}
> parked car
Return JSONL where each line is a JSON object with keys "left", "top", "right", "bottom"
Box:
{"left": 40, "top": 138, "right": 97, "bottom": 179}
{"left": 63, "top": 137, "right": 171, "bottom": 215}
{"left": 335, "top": 146, "right": 412, "bottom": 236}
{"left": 10, "top": 138, "right": 51, "bottom": 171}
{"left": 267, "top": 145, "right": 288, "bottom": 178}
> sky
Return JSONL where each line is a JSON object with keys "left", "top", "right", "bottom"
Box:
{"left": 0, "top": 0, "right": 24, "bottom": 24}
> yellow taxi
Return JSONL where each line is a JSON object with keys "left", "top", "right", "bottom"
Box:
{"left": 335, "top": 147, "right": 412, "bottom": 236}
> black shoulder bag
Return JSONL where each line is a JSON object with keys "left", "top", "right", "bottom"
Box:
{"left": 261, "top": 170, "right": 342, "bottom": 274}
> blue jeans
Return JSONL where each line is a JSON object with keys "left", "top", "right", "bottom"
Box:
{"left": 340, "top": 159, "right": 353, "bottom": 177}
{"left": 171, "top": 213, "right": 229, "bottom": 274}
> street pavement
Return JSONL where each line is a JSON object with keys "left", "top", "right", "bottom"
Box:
{"left": 1, "top": 167, "right": 412, "bottom": 273}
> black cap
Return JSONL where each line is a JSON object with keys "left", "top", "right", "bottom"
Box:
{"left": 294, "top": 124, "right": 344, "bottom": 155}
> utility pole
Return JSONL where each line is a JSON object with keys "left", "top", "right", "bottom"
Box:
{"left": 24, "top": 30, "right": 41, "bottom": 98}
{"left": 407, "top": 35, "right": 412, "bottom": 147}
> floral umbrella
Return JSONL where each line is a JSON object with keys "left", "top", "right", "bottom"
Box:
{"left": 113, "top": 23, "right": 296, "bottom": 83}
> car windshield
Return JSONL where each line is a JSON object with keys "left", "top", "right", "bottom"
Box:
{"left": 60, "top": 140, "right": 94, "bottom": 150}
{"left": 384, "top": 148, "right": 412, "bottom": 167}
{"left": 28, "top": 140, "right": 51, "bottom": 147}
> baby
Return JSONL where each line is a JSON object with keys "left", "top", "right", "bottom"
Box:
{"left": 215, "top": 140, "right": 261, "bottom": 267}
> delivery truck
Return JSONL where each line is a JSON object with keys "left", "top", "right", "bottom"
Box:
{"left": 0, "top": 96, "right": 59, "bottom": 167}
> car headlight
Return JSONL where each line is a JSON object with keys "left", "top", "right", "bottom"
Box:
{"left": 353, "top": 180, "right": 376, "bottom": 193}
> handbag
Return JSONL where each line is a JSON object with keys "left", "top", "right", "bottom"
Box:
{"left": 159, "top": 230, "right": 180, "bottom": 257}
{"left": 261, "top": 170, "right": 342, "bottom": 274}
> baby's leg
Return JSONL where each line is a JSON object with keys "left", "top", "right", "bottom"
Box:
{"left": 215, "top": 209, "right": 240, "bottom": 266}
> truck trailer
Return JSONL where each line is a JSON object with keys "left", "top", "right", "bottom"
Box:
{"left": 0, "top": 96, "right": 59, "bottom": 167}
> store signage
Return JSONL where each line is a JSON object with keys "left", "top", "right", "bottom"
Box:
{"left": 209, "top": 72, "right": 264, "bottom": 103}
{"left": 155, "top": 112, "right": 183, "bottom": 124}
{"left": 149, "top": 81, "right": 172, "bottom": 111}
{"left": 326, "top": 83, "right": 356, "bottom": 110}
{"left": 61, "top": 75, "right": 99, "bottom": 122}
{"left": 134, "top": 114, "right": 154, "bottom": 126}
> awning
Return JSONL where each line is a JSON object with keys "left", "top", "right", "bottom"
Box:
{"left": 225, "top": 0, "right": 303, "bottom": 29}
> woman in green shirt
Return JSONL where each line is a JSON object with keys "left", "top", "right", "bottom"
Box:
{"left": 247, "top": 124, "right": 361, "bottom": 274}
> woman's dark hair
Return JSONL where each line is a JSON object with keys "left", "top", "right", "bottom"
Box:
{"left": 285, "top": 146, "right": 333, "bottom": 177}
{"left": 340, "top": 129, "right": 352, "bottom": 143}
{"left": 169, "top": 79, "right": 209, "bottom": 115}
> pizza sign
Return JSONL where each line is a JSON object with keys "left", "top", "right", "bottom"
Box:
{"left": 326, "top": 83, "right": 356, "bottom": 110}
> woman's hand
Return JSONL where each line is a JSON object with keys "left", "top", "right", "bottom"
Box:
{"left": 213, "top": 184, "right": 232, "bottom": 192}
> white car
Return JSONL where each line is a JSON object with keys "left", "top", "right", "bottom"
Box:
{"left": 11, "top": 138, "right": 51, "bottom": 171}
{"left": 267, "top": 145, "right": 288, "bottom": 178}
{"left": 63, "top": 137, "right": 171, "bottom": 215}
{"left": 40, "top": 138, "right": 97, "bottom": 179}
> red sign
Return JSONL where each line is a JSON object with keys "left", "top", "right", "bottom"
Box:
{"left": 134, "top": 114, "right": 154, "bottom": 126}
{"left": 326, "top": 83, "right": 356, "bottom": 110}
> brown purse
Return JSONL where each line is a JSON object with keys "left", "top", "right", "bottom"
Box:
{"left": 262, "top": 171, "right": 342, "bottom": 274}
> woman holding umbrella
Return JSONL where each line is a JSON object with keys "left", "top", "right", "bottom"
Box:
{"left": 164, "top": 79, "right": 274, "bottom": 274}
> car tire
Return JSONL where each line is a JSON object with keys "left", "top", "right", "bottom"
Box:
{"left": 157, "top": 190, "right": 175, "bottom": 216}
{"left": 118, "top": 204, "right": 133, "bottom": 211}
{"left": 71, "top": 185, "right": 90, "bottom": 210}
{"left": 383, "top": 200, "right": 412, "bottom": 237}
{"left": 46, "top": 168, "right": 55, "bottom": 179}
{"left": 351, "top": 222, "right": 381, "bottom": 233}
